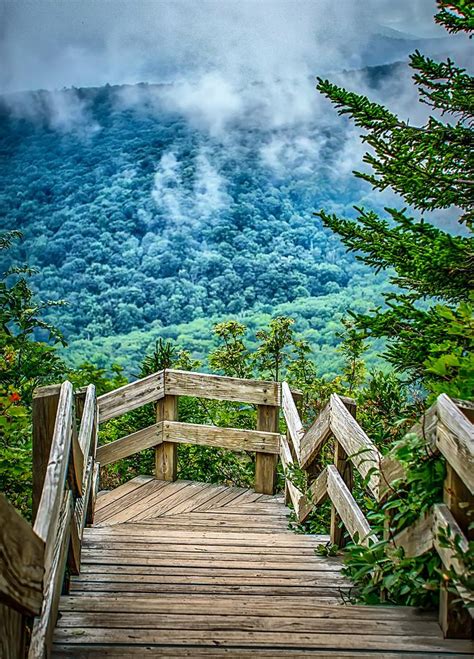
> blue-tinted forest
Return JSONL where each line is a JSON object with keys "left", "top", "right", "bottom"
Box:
{"left": 0, "top": 65, "right": 403, "bottom": 372}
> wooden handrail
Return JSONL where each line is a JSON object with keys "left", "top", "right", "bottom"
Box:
{"left": 0, "top": 494, "right": 44, "bottom": 616}
{"left": 26, "top": 380, "right": 99, "bottom": 658}
{"left": 96, "top": 369, "right": 288, "bottom": 495}
{"left": 96, "top": 420, "right": 281, "bottom": 466}
{"left": 98, "top": 371, "right": 165, "bottom": 423}
{"left": 279, "top": 383, "right": 473, "bottom": 640}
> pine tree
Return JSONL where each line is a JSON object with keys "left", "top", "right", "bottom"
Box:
{"left": 316, "top": 0, "right": 473, "bottom": 398}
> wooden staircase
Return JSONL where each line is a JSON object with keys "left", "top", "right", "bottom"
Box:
{"left": 1, "top": 369, "right": 473, "bottom": 657}
{"left": 54, "top": 477, "right": 471, "bottom": 656}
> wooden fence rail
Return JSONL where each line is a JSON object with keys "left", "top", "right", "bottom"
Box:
{"left": 280, "top": 385, "right": 473, "bottom": 640}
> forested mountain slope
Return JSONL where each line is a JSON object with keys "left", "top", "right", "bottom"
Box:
{"left": 0, "top": 64, "right": 409, "bottom": 370}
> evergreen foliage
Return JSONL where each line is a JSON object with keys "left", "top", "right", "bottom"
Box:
{"left": 316, "top": 0, "right": 473, "bottom": 397}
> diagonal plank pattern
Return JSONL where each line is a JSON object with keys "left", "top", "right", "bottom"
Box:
{"left": 53, "top": 477, "right": 473, "bottom": 657}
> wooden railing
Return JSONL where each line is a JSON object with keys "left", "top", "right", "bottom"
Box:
{"left": 1, "top": 368, "right": 472, "bottom": 656}
{"left": 96, "top": 369, "right": 282, "bottom": 494}
{"left": 280, "top": 385, "right": 473, "bottom": 639}
{"left": 1, "top": 381, "right": 98, "bottom": 659}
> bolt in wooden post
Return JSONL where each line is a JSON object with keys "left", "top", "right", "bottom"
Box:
{"left": 255, "top": 405, "right": 279, "bottom": 495}
{"left": 155, "top": 395, "right": 178, "bottom": 481}
{"left": 32, "top": 384, "right": 62, "bottom": 522}
{"left": 330, "top": 397, "right": 356, "bottom": 548}
{"left": 439, "top": 463, "right": 473, "bottom": 639}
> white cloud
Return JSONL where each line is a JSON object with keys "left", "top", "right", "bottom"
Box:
{"left": 152, "top": 149, "right": 229, "bottom": 224}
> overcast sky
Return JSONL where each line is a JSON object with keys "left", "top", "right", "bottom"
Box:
{"left": 0, "top": 0, "right": 460, "bottom": 94}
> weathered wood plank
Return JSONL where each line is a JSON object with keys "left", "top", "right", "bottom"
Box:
{"left": 163, "top": 421, "right": 280, "bottom": 454}
{"left": 95, "top": 476, "right": 154, "bottom": 512}
{"left": 32, "top": 384, "right": 61, "bottom": 521}
{"left": 279, "top": 433, "right": 305, "bottom": 516}
{"left": 298, "top": 468, "right": 328, "bottom": 524}
{"left": 71, "top": 572, "right": 349, "bottom": 587}
{"left": 54, "top": 611, "right": 439, "bottom": 636}
{"left": 156, "top": 395, "right": 178, "bottom": 482}
{"left": 440, "top": 464, "right": 474, "bottom": 638}
{"left": 68, "top": 458, "right": 94, "bottom": 575}
{"left": 281, "top": 382, "right": 304, "bottom": 460}
{"left": 299, "top": 402, "right": 331, "bottom": 469}
{"left": 33, "top": 381, "right": 74, "bottom": 574}
{"left": 0, "top": 602, "right": 25, "bottom": 659}
{"left": 69, "top": 582, "right": 346, "bottom": 596}
{"left": 97, "top": 371, "right": 165, "bottom": 423}
{"left": 0, "top": 494, "right": 44, "bottom": 616}
{"left": 79, "top": 563, "right": 343, "bottom": 576}
{"left": 330, "top": 398, "right": 355, "bottom": 548}
{"left": 165, "top": 369, "right": 281, "bottom": 406}
{"left": 326, "top": 465, "right": 376, "bottom": 546}
{"left": 255, "top": 405, "right": 279, "bottom": 494}
{"left": 56, "top": 594, "right": 436, "bottom": 619}
{"left": 77, "top": 385, "right": 96, "bottom": 467}
{"left": 29, "top": 491, "right": 73, "bottom": 659}
{"left": 70, "top": 413, "right": 84, "bottom": 499}
{"left": 52, "top": 647, "right": 443, "bottom": 658}
{"left": 96, "top": 424, "right": 162, "bottom": 466}
{"left": 436, "top": 394, "right": 473, "bottom": 494}
{"left": 51, "top": 627, "right": 474, "bottom": 653}
{"left": 390, "top": 510, "right": 434, "bottom": 558}
{"left": 329, "top": 394, "right": 381, "bottom": 498}
{"left": 94, "top": 480, "right": 169, "bottom": 525}
{"left": 87, "top": 462, "right": 100, "bottom": 525}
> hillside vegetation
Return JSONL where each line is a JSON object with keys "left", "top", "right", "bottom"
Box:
{"left": 0, "top": 65, "right": 409, "bottom": 369}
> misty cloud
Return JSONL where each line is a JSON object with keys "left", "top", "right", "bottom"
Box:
{"left": 0, "top": 0, "right": 457, "bottom": 95}
{"left": 152, "top": 150, "right": 230, "bottom": 224}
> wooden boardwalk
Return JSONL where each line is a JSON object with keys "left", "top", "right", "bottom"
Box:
{"left": 52, "top": 477, "right": 473, "bottom": 657}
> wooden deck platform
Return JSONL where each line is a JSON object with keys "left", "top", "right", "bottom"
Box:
{"left": 52, "top": 477, "right": 473, "bottom": 657}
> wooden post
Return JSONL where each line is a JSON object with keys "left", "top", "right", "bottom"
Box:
{"left": 155, "top": 395, "right": 178, "bottom": 481}
{"left": 255, "top": 405, "right": 279, "bottom": 494}
{"left": 0, "top": 602, "right": 25, "bottom": 659}
{"left": 330, "top": 397, "right": 356, "bottom": 547}
{"left": 32, "top": 385, "right": 61, "bottom": 522}
{"left": 439, "top": 463, "right": 473, "bottom": 639}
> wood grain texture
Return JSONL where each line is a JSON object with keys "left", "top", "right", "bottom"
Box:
{"left": 0, "top": 494, "right": 44, "bottom": 616}
{"left": 390, "top": 510, "right": 435, "bottom": 558}
{"left": 77, "top": 385, "right": 96, "bottom": 466}
{"left": 298, "top": 468, "right": 328, "bottom": 524}
{"left": 32, "top": 384, "right": 61, "bottom": 521}
{"left": 440, "top": 464, "right": 473, "bottom": 637}
{"left": 29, "top": 491, "right": 73, "bottom": 659}
{"left": 330, "top": 398, "right": 355, "bottom": 548}
{"left": 163, "top": 421, "right": 280, "bottom": 454}
{"left": 0, "top": 602, "right": 25, "bottom": 659}
{"left": 96, "top": 423, "right": 162, "bottom": 466}
{"left": 255, "top": 404, "right": 279, "bottom": 494}
{"left": 329, "top": 394, "right": 381, "bottom": 498}
{"left": 68, "top": 458, "right": 94, "bottom": 575}
{"left": 33, "top": 381, "right": 74, "bottom": 575}
{"left": 281, "top": 382, "right": 304, "bottom": 460}
{"left": 48, "top": 477, "right": 473, "bottom": 656}
{"left": 280, "top": 434, "right": 305, "bottom": 516}
{"left": 97, "top": 371, "right": 164, "bottom": 423}
{"left": 326, "top": 466, "right": 376, "bottom": 546}
{"left": 299, "top": 402, "right": 331, "bottom": 469}
{"left": 436, "top": 394, "right": 473, "bottom": 494}
{"left": 155, "top": 395, "right": 178, "bottom": 482}
{"left": 165, "top": 369, "right": 281, "bottom": 406}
